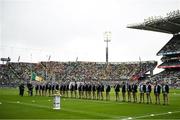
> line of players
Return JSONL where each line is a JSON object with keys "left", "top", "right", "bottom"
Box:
{"left": 31, "top": 81, "right": 169, "bottom": 105}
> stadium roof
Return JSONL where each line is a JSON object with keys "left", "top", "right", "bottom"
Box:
{"left": 127, "top": 10, "right": 180, "bottom": 34}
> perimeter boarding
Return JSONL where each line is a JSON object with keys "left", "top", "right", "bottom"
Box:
{"left": 19, "top": 81, "right": 170, "bottom": 105}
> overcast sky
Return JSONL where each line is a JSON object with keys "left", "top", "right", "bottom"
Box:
{"left": 0, "top": 0, "right": 179, "bottom": 72}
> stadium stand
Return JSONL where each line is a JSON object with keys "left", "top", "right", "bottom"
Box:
{"left": 127, "top": 10, "right": 180, "bottom": 84}
{"left": 157, "top": 35, "right": 180, "bottom": 56}
{"left": 0, "top": 61, "right": 157, "bottom": 87}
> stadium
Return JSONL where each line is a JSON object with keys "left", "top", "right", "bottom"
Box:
{"left": 0, "top": 1, "right": 180, "bottom": 120}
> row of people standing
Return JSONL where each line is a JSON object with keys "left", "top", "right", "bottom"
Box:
{"left": 19, "top": 81, "right": 169, "bottom": 105}
{"left": 118, "top": 81, "right": 169, "bottom": 105}
{"left": 19, "top": 83, "right": 33, "bottom": 96}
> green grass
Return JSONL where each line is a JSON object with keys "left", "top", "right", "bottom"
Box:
{"left": 0, "top": 88, "right": 180, "bottom": 119}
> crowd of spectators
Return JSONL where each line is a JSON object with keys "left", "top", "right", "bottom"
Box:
{"left": 151, "top": 69, "right": 180, "bottom": 88}
{"left": 0, "top": 61, "right": 157, "bottom": 87}
{"left": 157, "top": 34, "right": 180, "bottom": 55}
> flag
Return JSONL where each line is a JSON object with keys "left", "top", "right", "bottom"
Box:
{"left": 31, "top": 72, "right": 43, "bottom": 81}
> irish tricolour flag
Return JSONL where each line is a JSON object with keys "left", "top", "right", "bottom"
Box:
{"left": 31, "top": 72, "right": 43, "bottom": 81}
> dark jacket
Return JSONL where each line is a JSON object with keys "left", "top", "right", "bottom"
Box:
{"left": 114, "top": 84, "right": 120, "bottom": 92}
{"left": 127, "top": 84, "right": 132, "bottom": 92}
{"left": 162, "top": 84, "right": 169, "bottom": 93}
{"left": 106, "top": 85, "right": 111, "bottom": 92}
{"left": 154, "top": 84, "right": 161, "bottom": 94}
{"left": 132, "top": 84, "right": 137, "bottom": 93}
{"left": 122, "top": 84, "right": 126, "bottom": 93}
{"left": 146, "top": 84, "right": 151, "bottom": 93}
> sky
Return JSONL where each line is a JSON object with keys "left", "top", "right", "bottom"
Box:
{"left": 0, "top": 0, "right": 180, "bottom": 73}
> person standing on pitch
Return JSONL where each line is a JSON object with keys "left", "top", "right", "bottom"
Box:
{"left": 19, "top": 83, "right": 25, "bottom": 96}
{"left": 92, "top": 83, "right": 96, "bottom": 100}
{"left": 74, "top": 81, "right": 78, "bottom": 98}
{"left": 65, "top": 82, "right": 69, "bottom": 98}
{"left": 154, "top": 81, "right": 161, "bottom": 104}
{"left": 88, "top": 83, "right": 92, "bottom": 99}
{"left": 48, "top": 83, "right": 52, "bottom": 96}
{"left": 121, "top": 81, "right": 126, "bottom": 102}
{"left": 146, "top": 82, "right": 152, "bottom": 104}
{"left": 78, "top": 83, "right": 82, "bottom": 99}
{"left": 39, "top": 83, "right": 42, "bottom": 96}
{"left": 100, "top": 83, "right": 104, "bottom": 100}
{"left": 85, "top": 83, "right": 88, "bottom": 99}
{"left": 45, "top": 82, "right": 49, "bottom": 96}
{"left": 42, "top": 83, "right": 46, "bottom": 96}
{"left": 82, "top": 83, "right": 85, "bottom": 99}
{"left": 97, "top": 83, "right": 101, "bottom": 100}
{"left": 35, "top": 83, "right": 39, "bottom": 96}
{"left": 70, "top": 83, "right": 74, "bottom": 98}
{"left": 132, "top": 82, "right": 138, "bottom": 103}
{"left": 162, "top": 82, "right": 169, "bottom": 105}
{"left": 139, "top": 82, "right": 146, "bottom": 103}
{"left": 106, "top": 83, "right": 111, "bottom": 101}
{"left": 114, "top": 82, "right": 120, "bottom": 101}
{"left": 27, "top": 82, "right": 33, "bottom": 96}
{"left": 127, "top": 82, "right": 132, "bottom": 102}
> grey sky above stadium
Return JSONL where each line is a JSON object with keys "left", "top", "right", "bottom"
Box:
{"left": 0, "top": 0, "right": 179, "bottom": 72}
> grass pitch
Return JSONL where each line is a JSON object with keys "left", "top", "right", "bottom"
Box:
{"left": 0, "top": 88, "right": 180, "bottom": 119}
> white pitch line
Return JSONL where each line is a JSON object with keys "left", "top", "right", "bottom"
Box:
{"left": 8, "top": 101, "right": 50, "bottom": 109}
{"left": 134, "top": 110, "right": 180, "bottom": 119}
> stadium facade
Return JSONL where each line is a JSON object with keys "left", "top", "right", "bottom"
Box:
{"left": 127, "top": 10, "right": 180, "bottom": 82}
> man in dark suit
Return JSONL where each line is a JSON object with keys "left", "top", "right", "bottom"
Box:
{"left": 88, "top": 83, "right": 92, "bottom": 99}
{"left": 39, "top": 84, "right": 42, "bottom": 96}
{"left": 162, "top": 82, "right": 169, "bottom": 105}
{"left": 154, "top": 81, "right": 161, "bottom": 104}
{"left": 114, "top": 82, "right": 120, "bottom": 101}
{"left": 97, "top": 83, "right": 101, "bottom": 100}
{"left": 52, "top": 83, "right": 55, "bottom": 95}
{"left": 27, "top": 83, "right": 33, "bottom": 96}
{"left": 45, "top": 83, "right": 49, "bottom": 96}
{"left": 35, "top": 84, "right": 39, "bottom": 96}
{"left": 62, "top": 83, "right": 66, "bottom": 96}
{"left": 19, "top": 83, "right": 25, "bottom": 96}
{"left": 132, "top": 82, "right": 138, "bottom": 103}
{"left": 48, "top": 83, "right": 52, "bottom": 96}
{"left": 92, "top": 83, "right": 96, "bottom": 100}
{"left": 121, "top": 82, "right": 126, "bottom": 102}
{"left": 106, "top": 84, "right": 111, "bottom": 101}
{"left": 42, "top": 83, "right": 46, "bottom": 96}
{"left": 82, "top": 83, "right": 85, "bottom": 99}
{"left": 146, "top": 82, "right": 152, "bottom": 104}
{"left": 65, "top": 83, "right": 69, "bottom": 98}
{"left": 70, "top": 83, "right": 74, "bottom": 98}
{"left": 139, "top": 82, "right": 146, "bottom": 103}
{"left": 74, "top": 81, "right": 78, "bottom": 98}
{"left": 127, "top": 82, "right": 132, "bottom": 102}
{"left": 100, "top": 83, "right": 104, "bottom": 100}
{"left": 78, "top": 83, "right": 82, "bottom": 99}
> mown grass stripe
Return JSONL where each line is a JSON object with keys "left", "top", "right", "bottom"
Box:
{"left": 6, "top": 101, "right": 127, "bottom": 119}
